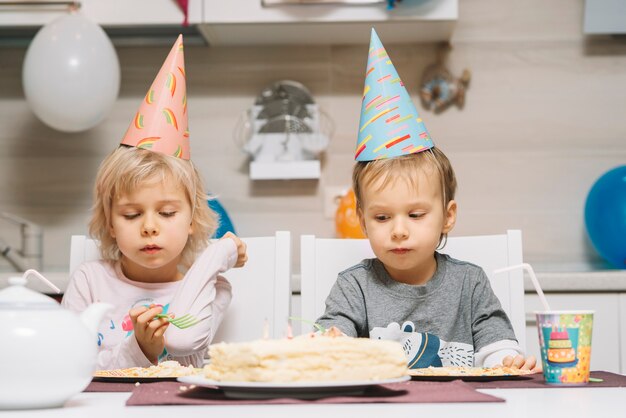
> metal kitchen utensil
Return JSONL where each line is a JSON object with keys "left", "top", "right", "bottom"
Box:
{"left": 257, "top": 99, "right": 311, "bottom": 120}
{"left": 234, "top": 80, "right": 333, "bottom": 179}
{"left": 258, "top": 115, "right": 313, "bottom": 162}
{"left": 255, "top": 80, "right": 314, "bottom": 106}
{"left": 258, "top": 114, "right": 313, "bottom": 134}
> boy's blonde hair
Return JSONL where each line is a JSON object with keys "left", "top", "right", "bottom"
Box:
{"left": 89, "top": 146, "right": 217, "bottom": 268}
{"left": 352, "top": 147, "right": 457, "bottom": 246}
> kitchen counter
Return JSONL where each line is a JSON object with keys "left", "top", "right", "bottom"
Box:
{"left": 524, "top": 270, "right": 626, "bottom": 293}
{"left": 2, "top": 269, "right": 626, "bottom": 295}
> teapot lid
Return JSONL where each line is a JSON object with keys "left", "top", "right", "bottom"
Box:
{"left": 0, "top": 276, "right": 60, "bottom": 309}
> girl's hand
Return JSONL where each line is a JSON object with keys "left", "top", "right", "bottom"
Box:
{"left": 222, "top": 232, "right": 248, "bottom": 268}
{"left": 501, "top": 354, "right": 543, "bottom": 373}
{"left": 129, "top": 304, "right": 170, "bottom": 364}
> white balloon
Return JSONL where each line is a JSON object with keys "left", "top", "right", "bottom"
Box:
{"left": 22, "top": 13, "right": 120, "bottom": 132}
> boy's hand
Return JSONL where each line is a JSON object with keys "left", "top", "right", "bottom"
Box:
{"left": 129, "top": 304, "right": 170, "bottom": 364}
{"left": 222, "top": 232, "right": 248, "bottom": 268}
{"left": 501, "top": 354, "right": 542, "bottom": 373}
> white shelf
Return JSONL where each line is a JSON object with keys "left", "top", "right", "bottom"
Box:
{"left": 250, "top": 161, "right": 321, "bottom": 180}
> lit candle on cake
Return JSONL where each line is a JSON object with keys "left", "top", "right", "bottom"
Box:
{"left": 263, "top": 318, "right": 269, "bottom": 340}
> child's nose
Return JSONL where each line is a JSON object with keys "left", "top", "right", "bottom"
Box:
{"left": 142, "top": 225, "right": 159, "bottom": 236}
{"left": 391, "top": 220, "right": 409, "bottom": 240}
{"left": 141, "top": 216, "right": 159, "bottom": 236}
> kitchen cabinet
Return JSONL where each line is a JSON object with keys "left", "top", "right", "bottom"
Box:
{"left": 0, "top": 0, "right": 202, "bottom": 27}
{"left": 525, "top": 293, "right": 623, "bottom": 374}
{"left": 200, "top": 0, "right": 457, "bottom": 45}
{"left": 1, "top": 0, "right": 456, "bottom": 46}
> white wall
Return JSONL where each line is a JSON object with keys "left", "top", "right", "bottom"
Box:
{"left": 1, "top": 0, "right": 625, "bottom": 273}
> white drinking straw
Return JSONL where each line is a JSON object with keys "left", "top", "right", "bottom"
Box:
{"left": 23, "top": 269, "right": 61, "bottom": 294}
{"left": 493, "top": 263, "right": 551, "bottom": 311}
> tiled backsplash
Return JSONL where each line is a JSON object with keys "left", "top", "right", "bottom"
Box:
{"left": 1, "top": 0, "right": 625, "bottom": 273}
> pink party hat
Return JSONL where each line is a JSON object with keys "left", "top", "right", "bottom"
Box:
{"left": 355, "top": 29, "right": 433, "bottom": 161}
{"left": 121, "top": 34, "right": 190, "bottom": 159}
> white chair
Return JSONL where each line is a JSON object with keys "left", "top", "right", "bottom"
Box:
{"left": 300, "top": 230, "right": 526, "bottom": 351}
{"left": 69, "top": 235, "right": 101, "bottom": 277}
{"left": 69, "top": 231, "right": 292, "bottom": 343}
{"left": 214, "top": 231, "right": 291, "bottom": 343}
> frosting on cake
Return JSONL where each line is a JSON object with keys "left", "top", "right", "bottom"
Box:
{"left": 204, "top": 332, "right": 408, "bottom": 382}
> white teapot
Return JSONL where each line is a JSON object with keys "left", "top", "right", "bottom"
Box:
{"left": 0, "top": 270, "right": 112, "bottom": 409}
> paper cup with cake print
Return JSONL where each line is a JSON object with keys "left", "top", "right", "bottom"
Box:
{"left": 536, "top": 311, "right": 594, "bottom": 385}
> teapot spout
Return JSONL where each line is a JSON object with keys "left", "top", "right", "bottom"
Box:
{"left": 80, "top": 303, "right": 114, "bottom": 335}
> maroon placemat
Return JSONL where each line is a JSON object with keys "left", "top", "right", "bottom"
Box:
{"left": 84, "top": 381, "right": 138, "bottom": 392}
{"left": 126, "top": 380, "right": 504, "bottom": 406}
{"left": 467, "top": 371, "right": 626, "bottom": 389}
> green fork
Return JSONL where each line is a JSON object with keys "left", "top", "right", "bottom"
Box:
{"left": 154, "top": 313, "right": 200, "bottom": 329}
{"left": 288, "top": 316, "right": 326, "bottom": 333}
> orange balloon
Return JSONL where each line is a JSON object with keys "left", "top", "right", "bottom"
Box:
{"left": 335, "top": 189, "right": 366, "bottom": 239}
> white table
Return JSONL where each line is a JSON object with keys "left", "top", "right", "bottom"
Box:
{"left": 2, "top": 387, "right": 626, "bottom": 418}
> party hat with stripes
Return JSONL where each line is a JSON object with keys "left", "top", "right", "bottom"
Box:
{"left": 355, "top": 29, "right": 433, "bottom": 161}
{"left": 120, "top": 34, "right": 190, "bottom": 159}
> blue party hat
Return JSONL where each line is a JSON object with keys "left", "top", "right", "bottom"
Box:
{"left": 355, "top": 29, "right": 434, "bottom": 161}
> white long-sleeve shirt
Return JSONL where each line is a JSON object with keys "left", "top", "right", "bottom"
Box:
{"left": 62, "top": 239, "right": 236, "bottom": 370}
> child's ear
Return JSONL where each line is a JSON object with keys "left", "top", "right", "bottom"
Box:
{"left": 188, "top": 221, "right": 193, "bottom": 235}
{"left": 109, "top": 225, "right": 116, "bottom": 239}
{"left": 442, "top": 200, "right": 457, "bottom": 233}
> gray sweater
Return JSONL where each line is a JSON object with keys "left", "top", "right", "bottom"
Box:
{"left": 316, "top": 252, "right": 518, "bottom": 368}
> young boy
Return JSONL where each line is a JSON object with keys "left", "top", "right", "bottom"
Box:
{"left": 316, "top": 29, "right": 538, "bottom": 371}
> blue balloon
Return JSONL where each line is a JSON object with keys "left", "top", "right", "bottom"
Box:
{"left": 584, "top": 166, "right": 626, "bottom": 268}
{"left": 208, "top": 198, "right": 236, "bottom": 239}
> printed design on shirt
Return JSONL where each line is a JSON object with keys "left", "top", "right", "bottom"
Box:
{"left": 121, "top": 299, "right": 171, "bottom": 337}
{"left": 370, "top": 321, "right": 474, "bottom": 368}
{"left": 97, "top": 298, "right": 172, "bottom": 350}
{"left": 122, "top": 315, "right": 134, "bottom": 332}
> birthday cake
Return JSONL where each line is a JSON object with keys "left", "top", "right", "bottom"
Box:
{"left": 547, "top": 329, "right": 576, "bottom": 363}
{"left": 203, "top": 329, "right": 408, "bottom": 382}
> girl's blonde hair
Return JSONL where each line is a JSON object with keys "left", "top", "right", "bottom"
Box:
{"left": 352, "top": 147, "right": 457, "bottom": 246}
{"left": 89, "top": 146, "right": 217, "bottom": 268}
